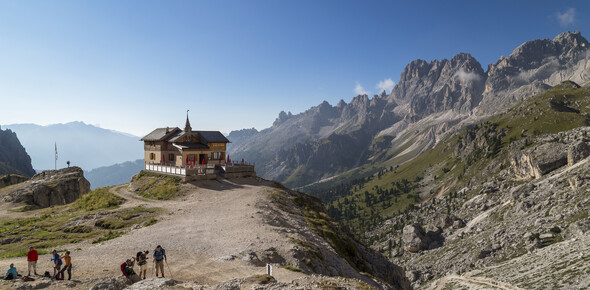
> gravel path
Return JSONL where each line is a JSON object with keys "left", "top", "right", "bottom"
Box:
{"left": 1, "top": 177, "right": 302, "bottom": 286}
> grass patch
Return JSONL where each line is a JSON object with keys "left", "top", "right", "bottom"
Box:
{"left": 134, "top": 171, "right": 182, "bottom": 200}
{"left": 281, "top": 265, "right": 305, "bottom": 273}
{"left": 92, "top": 231, "right": 124, "bottom": 244}
{"left": 0, "top": 196, "right": 161, "bottom": 258}
{"left": 143, "top": 218, "right": 158, "bottom": 227}
{"left": 73, "top": 187, "right": 124, "bottom": 211}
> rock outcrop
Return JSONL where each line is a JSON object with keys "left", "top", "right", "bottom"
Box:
{"left": 511, "top": 142, "right": 569, "bottom": 179}
{"left": 567, "top": 140, "right": 590, "bottom": 166}
{"left": 402, "top": 224, "right": 429, "bottom": 253}
{"left": 0, "top": 126, "right": 35, "bottom": 177}
{"left": 0, "top": 174, "right": 29, "bottom": 189}
{"left": 0, "top": 166, "right": 90, "bottom": 209}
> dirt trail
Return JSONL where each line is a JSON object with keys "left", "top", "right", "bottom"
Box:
{"left": 428, "top": 274, "right": 525, "bottom": 290}
{"left": 0, "top": 178, "right": 303, "bottom": 286}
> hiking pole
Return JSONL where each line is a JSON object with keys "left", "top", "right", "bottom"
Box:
{"left": 151, "top": 259, "right": 155, "bottom": 277}
{"left": 165, "top": 259, "right": 173, "bottom": 279}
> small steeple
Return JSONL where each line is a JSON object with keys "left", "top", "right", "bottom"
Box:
{"left": 185, "top": 109, "right": 192, "bottom": 133}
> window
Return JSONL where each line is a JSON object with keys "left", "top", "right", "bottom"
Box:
{"left": 212, "top": 152, "right": 224, "bottom": 160}
{"left": 168, "top": 153, "right": 174, "bottom": 161}
{"left": 150, "top": 153, "right": 156, "bottom": 160}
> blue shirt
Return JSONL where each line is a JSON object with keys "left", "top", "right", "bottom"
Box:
{"left": 53, "top": 253, "right": 62, "bottom": 265}
{"left": 153, "top": 248, "right": 165, "bottom": 261}
{"left": 5, "top": 267, "right": 17, "bottom": 278}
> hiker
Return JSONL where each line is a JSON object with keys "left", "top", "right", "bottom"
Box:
{"left": 27, "top": 246, "right": 38, "bottom": 276}
{"left": 58, "top": 251, "right": 72, "bottom": 280}
{"left": 51, "top": 250, "right": 63, "bottom": 279}
{"left": 121, "top": 258, "right": 140, "bottom": 283}
{"left": 4, "top": 263, "right": 18, "bottom": 280}
{"left": 136, "top": 250, "right": 149, "bottom": 279}
{"left": 153, "top": 245, "right": 167, "bottom": 278}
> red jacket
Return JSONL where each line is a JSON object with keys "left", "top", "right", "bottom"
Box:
{"left": 27, "top": 249, "right": 38, "bottom": 262}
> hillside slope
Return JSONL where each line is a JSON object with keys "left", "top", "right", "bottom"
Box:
{"left": 0, "top": 177, "right": 410, "bottom": 289}
{"left": 325, "top": 81, "right": 590, "bottom": 288}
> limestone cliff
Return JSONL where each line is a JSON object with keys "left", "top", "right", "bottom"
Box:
{"left": 0, "top": 126, "right": 35, "bottom": 177}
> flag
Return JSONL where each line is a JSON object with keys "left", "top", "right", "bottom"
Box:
{"left": 186, "top": 155, "right": 189, "bottom": 167}
{"left": 163, "top": 155, "right": 165, "bottom": 165}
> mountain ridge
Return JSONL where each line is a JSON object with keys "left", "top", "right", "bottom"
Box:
{"left": 4, "top": 122, "right": 143, "bottom": 171}
{"left": 228, "top": 31, "right": 590, "bottom": 190}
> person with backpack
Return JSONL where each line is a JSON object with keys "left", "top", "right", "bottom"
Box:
{"left": 136, "top": 250, "right": 149, "bottom": 279}
{"left": 153, "top": 245, "right": 166, "bottom": 278}
{"left": 51, "top": 250, "right": 63, "bottom": 280}
{"left": 4, "top": 263, "right": 18, "bottom": 280}
{"left": 58, "top": 251, "right": 72, "bottom": 280}
{"left": 27, "top": 246, "right": 38, "bottom": 276}
{"left": 121, "top": 258, "right": 140, "bottom": 283}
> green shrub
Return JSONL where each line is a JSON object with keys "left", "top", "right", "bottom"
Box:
{"left": 143, "top": 218, "right": 158, "bottom": 227}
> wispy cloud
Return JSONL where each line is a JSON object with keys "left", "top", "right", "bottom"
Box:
{"left": 556, "top": 8, "right": 575, "bottom": 26}
{"left": 376, "top": 78, "right": 395, "bottom": 93}
{"left": 354, "top": 82, "right": 368, "bottom": 95}
{"left": 455, "top": 70, "right": 481, "bottom": 82}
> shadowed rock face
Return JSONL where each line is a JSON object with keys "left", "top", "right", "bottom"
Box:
{"left": 0, "top": 127, "right": 35, "bottom": 177}
{"left": 1, "top": 166, "right": 90, "bottom": 209}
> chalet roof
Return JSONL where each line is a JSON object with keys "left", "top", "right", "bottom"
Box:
{"left": 141, "top": 128, "right": 229, "bottom": 144}
{"left": 198, "top": 131, "right": 230, "bottom": 143}
{"left": 141, "top": 127, "right": 181, "bottom": 141}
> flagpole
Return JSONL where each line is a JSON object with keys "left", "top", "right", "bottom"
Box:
{"left": 54, "top": 142, "right": 58, "bottom": 170}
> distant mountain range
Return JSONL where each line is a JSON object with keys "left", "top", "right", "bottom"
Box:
{"left": 0, "top": 126, "right": 35, "bottom": 177}
{"left": 227, "top": 31, "right": 590, "bottom": 189}
{"left": 4, "top": 122, "right": 143, "bottom": 171}
{"left": 85, "top": 159, "right": 144, "bottom": 189}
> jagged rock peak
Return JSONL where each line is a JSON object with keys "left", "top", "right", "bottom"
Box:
{"left": 273, "top": 110, "right": 293, "bottom": 126}
{"left": 553, "top": 30, "right": 588, "bottom": 48}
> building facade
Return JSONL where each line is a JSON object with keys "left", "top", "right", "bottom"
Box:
{"left": 141, "top": 116, "right": 230, "bottom": 167}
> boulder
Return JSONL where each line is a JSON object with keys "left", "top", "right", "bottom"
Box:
{"left": 511, "top": 142, "right": 568, "bottom": 179}
{"left": 0, "top": 167, "right": 90, "bottom": 209}
{"left": 452, "top": 219, "right": 466, "bottom": 229}
{"left": 402, "top": 224, "right": 429, "bottom": 253}
{"left": 567, "top": 141, "right": 590, "bottom": 166}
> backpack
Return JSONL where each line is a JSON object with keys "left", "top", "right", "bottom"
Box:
{"left": 120, "top": 262, "right": 128, "bottom": 276}
{"left": 136, "top": 252, "right": 142, "bottom": 261}
{"left": 43, "top": 271, "right": 50, "bottom": 278}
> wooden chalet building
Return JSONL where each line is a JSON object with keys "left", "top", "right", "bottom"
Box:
{"left": 141, "top": 115, "right": 255, "bottom": 181}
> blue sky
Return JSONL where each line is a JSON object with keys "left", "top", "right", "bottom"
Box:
{"left": 0, "top": 0, "right": 588, "bottom": 136}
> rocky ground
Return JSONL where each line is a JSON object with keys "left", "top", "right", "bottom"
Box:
{"left": 0, "top": 177, "right": 409, "bottom": 289}
{"left": 368, "top": 127, "right": 590, "bottom": 288}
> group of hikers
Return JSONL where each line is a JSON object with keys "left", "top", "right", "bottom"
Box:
{"left": 121, "top": 245, "right": 168, "bottom": 283}
{"left": 3, "top": 244, "right": 168, "bottom": 284}
{"left": 2, "top": 246, "right": 71, "bottom": 281}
